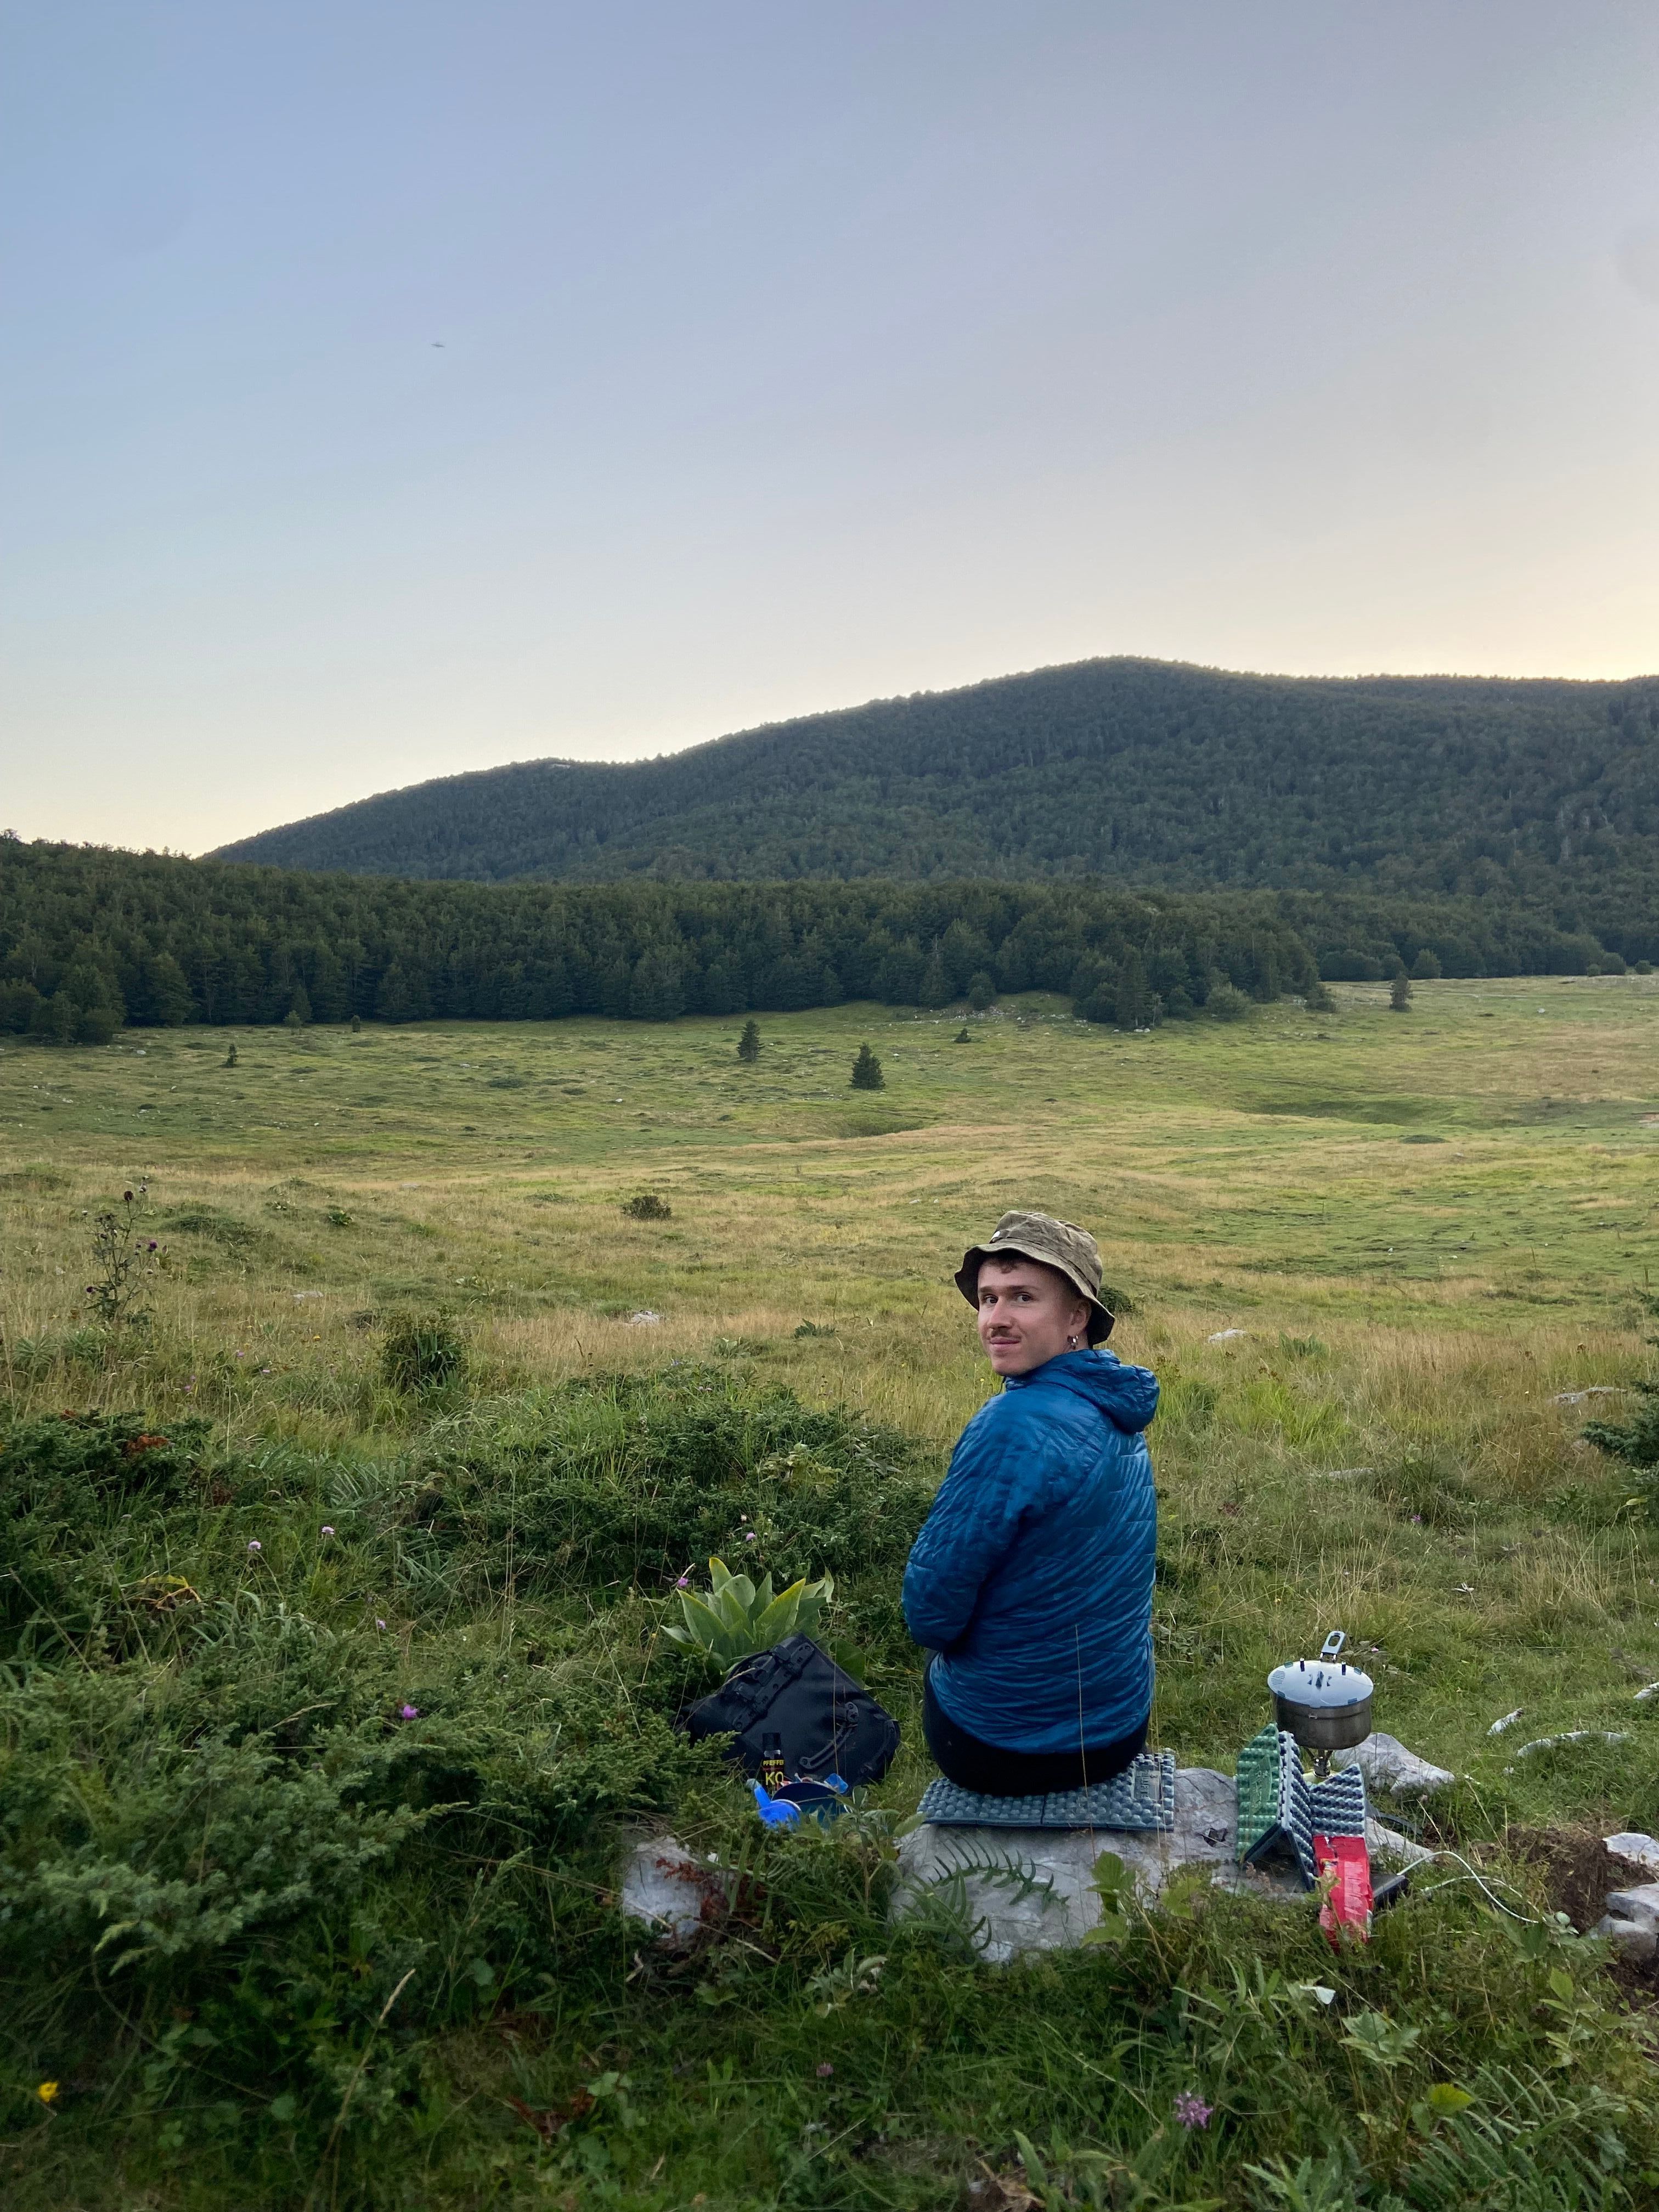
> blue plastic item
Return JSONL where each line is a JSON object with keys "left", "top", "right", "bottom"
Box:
{"left": 752, "top": 1780, "right": 801, "bottom": 1826}
{"left": 751, "top": 1775, "right": 848, "bottom": 1828}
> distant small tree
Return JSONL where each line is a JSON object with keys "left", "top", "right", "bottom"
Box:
{"left": 850, "top": 1043, "right": 884, "bottom": 1091}
{"left": 283, "top": 1008, "right": 303, "bottom": 1031}
{"left": 1410, "top": 949, "right": 1441, "bottom": 980}
{"left": 1115, "top": 950, "right": 1150, "bottom": 1032}
{"left": 952, "top": 1026, "right": 972, "bottom": 1044}
{"left": 289, "top": 983, "right": 312, "bottom": 1024}
{"left": 223, "top": 1042, "right": 238, "bottom": 1067}
{"left": 1390, "top": 972, "right": 1414, "bottom": 1013}
{"left": 350, "top": 1014, "right": 363, "bottom": 1033}
{"left": 967, "top": 971, "right": 996, "bottom": 1012}
{"left": 737, "top": 1019, "right": 760, "bottom": 1063}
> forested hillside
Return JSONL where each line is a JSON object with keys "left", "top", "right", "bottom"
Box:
{"left": 0, "top": 838, "right": 1637, "bottom": 1042}
{"left": 213, "top": 657, "right": 1659, "bottom": 908}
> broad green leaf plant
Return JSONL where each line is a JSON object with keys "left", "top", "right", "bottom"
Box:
{"left": 662, "top": 1556, "right": 834, "bottom": 1672}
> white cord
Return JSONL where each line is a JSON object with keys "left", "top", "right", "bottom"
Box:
{"left": 1412, "top": 1849, "right": 1550, "bottom": 1923}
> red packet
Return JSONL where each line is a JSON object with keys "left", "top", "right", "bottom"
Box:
{"left": 1313, "top": 1833, "right": 1372, "bottom": 1944}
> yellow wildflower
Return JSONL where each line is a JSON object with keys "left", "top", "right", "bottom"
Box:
{"left": 37, "top": 2081, "right": 59, "bottom": 2104}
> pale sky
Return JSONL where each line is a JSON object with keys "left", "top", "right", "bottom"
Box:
{"left": 5, "top": 1, "right": 1659, "bottom": 855}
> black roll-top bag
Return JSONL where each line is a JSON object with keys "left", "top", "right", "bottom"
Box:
{"left": 683, "top": 1633, "right": 900, "bottom": 1788}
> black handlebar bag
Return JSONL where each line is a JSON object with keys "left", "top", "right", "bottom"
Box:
{"left": 683, "top": 1633, "right": 900, "bottom": 1787}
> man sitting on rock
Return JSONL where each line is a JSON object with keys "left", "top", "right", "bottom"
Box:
{"left": 902, "top": 1210, "right": 1159, "bottom": 1798}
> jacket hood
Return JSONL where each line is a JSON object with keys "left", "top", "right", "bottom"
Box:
{"left": 1005, "top": 1346, "right": 1159, "bottom": 1434}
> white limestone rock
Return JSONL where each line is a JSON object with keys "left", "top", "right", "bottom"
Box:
{"left": 617, "top": 1833, "right": 724, "bottom": 1947}
{"left": 1605, "top": 1831, "right": 1659, "bottom": 1870}
{"left": 1594, "top": 1915, "right": 1657, "bottom": 1962}
{"left": 1600, "top": 1881, "right": 1659, "bottom": 1932}
{"left": 891, "top": 1768, "right": 1290, "bottom": 1963}
{"left": 1368, "top": 1819, "right": 1436, "bottom": 1870}
{"left": 1332, "top": 1731, "right": 1455, "bottom": 1797}
{"left": 889, "top": 1768, "right": 1435, "bottom": 1964}
{"left": 1593, "top": 1880, "right": 1659, "bottom": 1962}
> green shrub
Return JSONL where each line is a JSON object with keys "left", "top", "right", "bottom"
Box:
{"left": 0, "top": 1603, "right": 708, "bottom": 2146}
{"left": 431, "top": 1369, "right": 935, "bottom": 1596}
{"left": 0, "top": 1413, "right": 215, "bottom": 1657}
{"left": 1583, "top": 1383, "right": 1659, "bottom": 1468}
{"left": 379, "top": 1310, "right": 467, "bottom": 1396}
{"left": 620, "top": 1191, "right": 672, "bottom": 1220}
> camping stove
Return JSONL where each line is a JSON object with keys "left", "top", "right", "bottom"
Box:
{"left": 1267, "top": 1630, "right": 1374, "bottom": 1777}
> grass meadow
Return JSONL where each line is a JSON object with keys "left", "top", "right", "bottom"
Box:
{"left": 4, "top": 978, "right": 1659, "bottom": 2210}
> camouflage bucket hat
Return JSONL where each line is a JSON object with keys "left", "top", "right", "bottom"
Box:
{"left": 955, "top": 1209, "right": 1114, "bottom": 1344}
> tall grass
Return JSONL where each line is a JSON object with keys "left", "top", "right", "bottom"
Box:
{"left": 4, "top": 984, "right": 1659, "bottom": 2205}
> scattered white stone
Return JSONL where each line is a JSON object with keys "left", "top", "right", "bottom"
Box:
{"left": 291, "top": 1290, "right": 324, "bottom": 1301}
{"left": 1489, "top": 1709, "right": 1524, "bottom": 1734}
{"left": 1549, "top": 1387, "right": 1628, "bottom": 1406}
{"left": 1634, "top": 1684, "right": 1659, "bottom": 1702}
{"left": 1593, "top": 1881, "right": 1659, "bottom": 1962}
{"left": 1207, "top": 1329, "right": 1248, "bottom": 1342}
{"left": 1605, "top": 1832, "right": 1659, "bottom": 1870}
{"left": 1594, "top": 1915, "right": 1656, "bottom": 1962}
{"left": 618, "top": 1834, "right": 724, "bottom": 1946}
{"left": 1510, "top": 1730, "right": 1631, "bottom": 1760}
{"left": 1332, "top": 1732, "right": 1454, "bottom": 1796}
{"left": 1320, "top": 1467, "right": 1373, "bottom": 1482}
{"left": 627, "top": 1310, "right": 663, "bottom": 1327}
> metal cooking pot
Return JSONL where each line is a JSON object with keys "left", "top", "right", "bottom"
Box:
{"left": 1268, "top": 1630, "right": 1374, "bottom": 1752}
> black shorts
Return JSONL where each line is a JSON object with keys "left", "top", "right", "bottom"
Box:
{"left": 922, "top": 1663, "right": 1148, "bottom": 1797}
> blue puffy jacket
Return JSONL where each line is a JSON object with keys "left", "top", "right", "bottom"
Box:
{"left": 901, "top": 1348, "right": 1159, "bottom": 1753}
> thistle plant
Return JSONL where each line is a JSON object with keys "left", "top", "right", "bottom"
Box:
{"left": 86, "top": 1184, "right": 160, "bottom": 1329}
{"left": 662, "top": 1555, "right": 834, "bottom": 1671}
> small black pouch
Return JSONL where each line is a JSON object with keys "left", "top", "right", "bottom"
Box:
{"left": 683, "top": 1633, "right": 900, "bottom": 1787}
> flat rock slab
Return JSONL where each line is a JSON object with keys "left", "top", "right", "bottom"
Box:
{"left": 1332, "top": 1731, "right": 1455, "bottom": 1797}
{"left": 891, "top": 1767, "right": 1431, "bottom": 1963}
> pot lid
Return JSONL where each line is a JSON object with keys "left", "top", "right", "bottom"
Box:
{"left": 1268, "top": 1657, "right": 1374, "bottom": 1708}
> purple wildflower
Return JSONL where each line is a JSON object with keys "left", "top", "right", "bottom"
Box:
{"left": 1410, "top": 1514, "right": 1423, "bottom": 1524}
{"left": 676, "top": 1575, "right": 690, "bottom": 1588}
{"left": 1173, "top": 2092, "right": 1212, "bottom": 2130}
{"left": 745, "top": 1531, "right": 758, "bottom": 1543}
{"left": 320, "top": 1526, "right": 335, "bottom": 1538}
{"left": 816, "top": 2062, "right": 834, "bottom": 2078}
{"left": 146, "top": 1240, "right": 157, "bottom": 1251}
{"left": 400, "top": 1703, "right": 419, "bottom": 1720}
{"left": 247, "top": 1539, "right": 262, "bottom": 1554}
{"left": 375, "top": 1617, "right": 387, "bottom": 1630}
